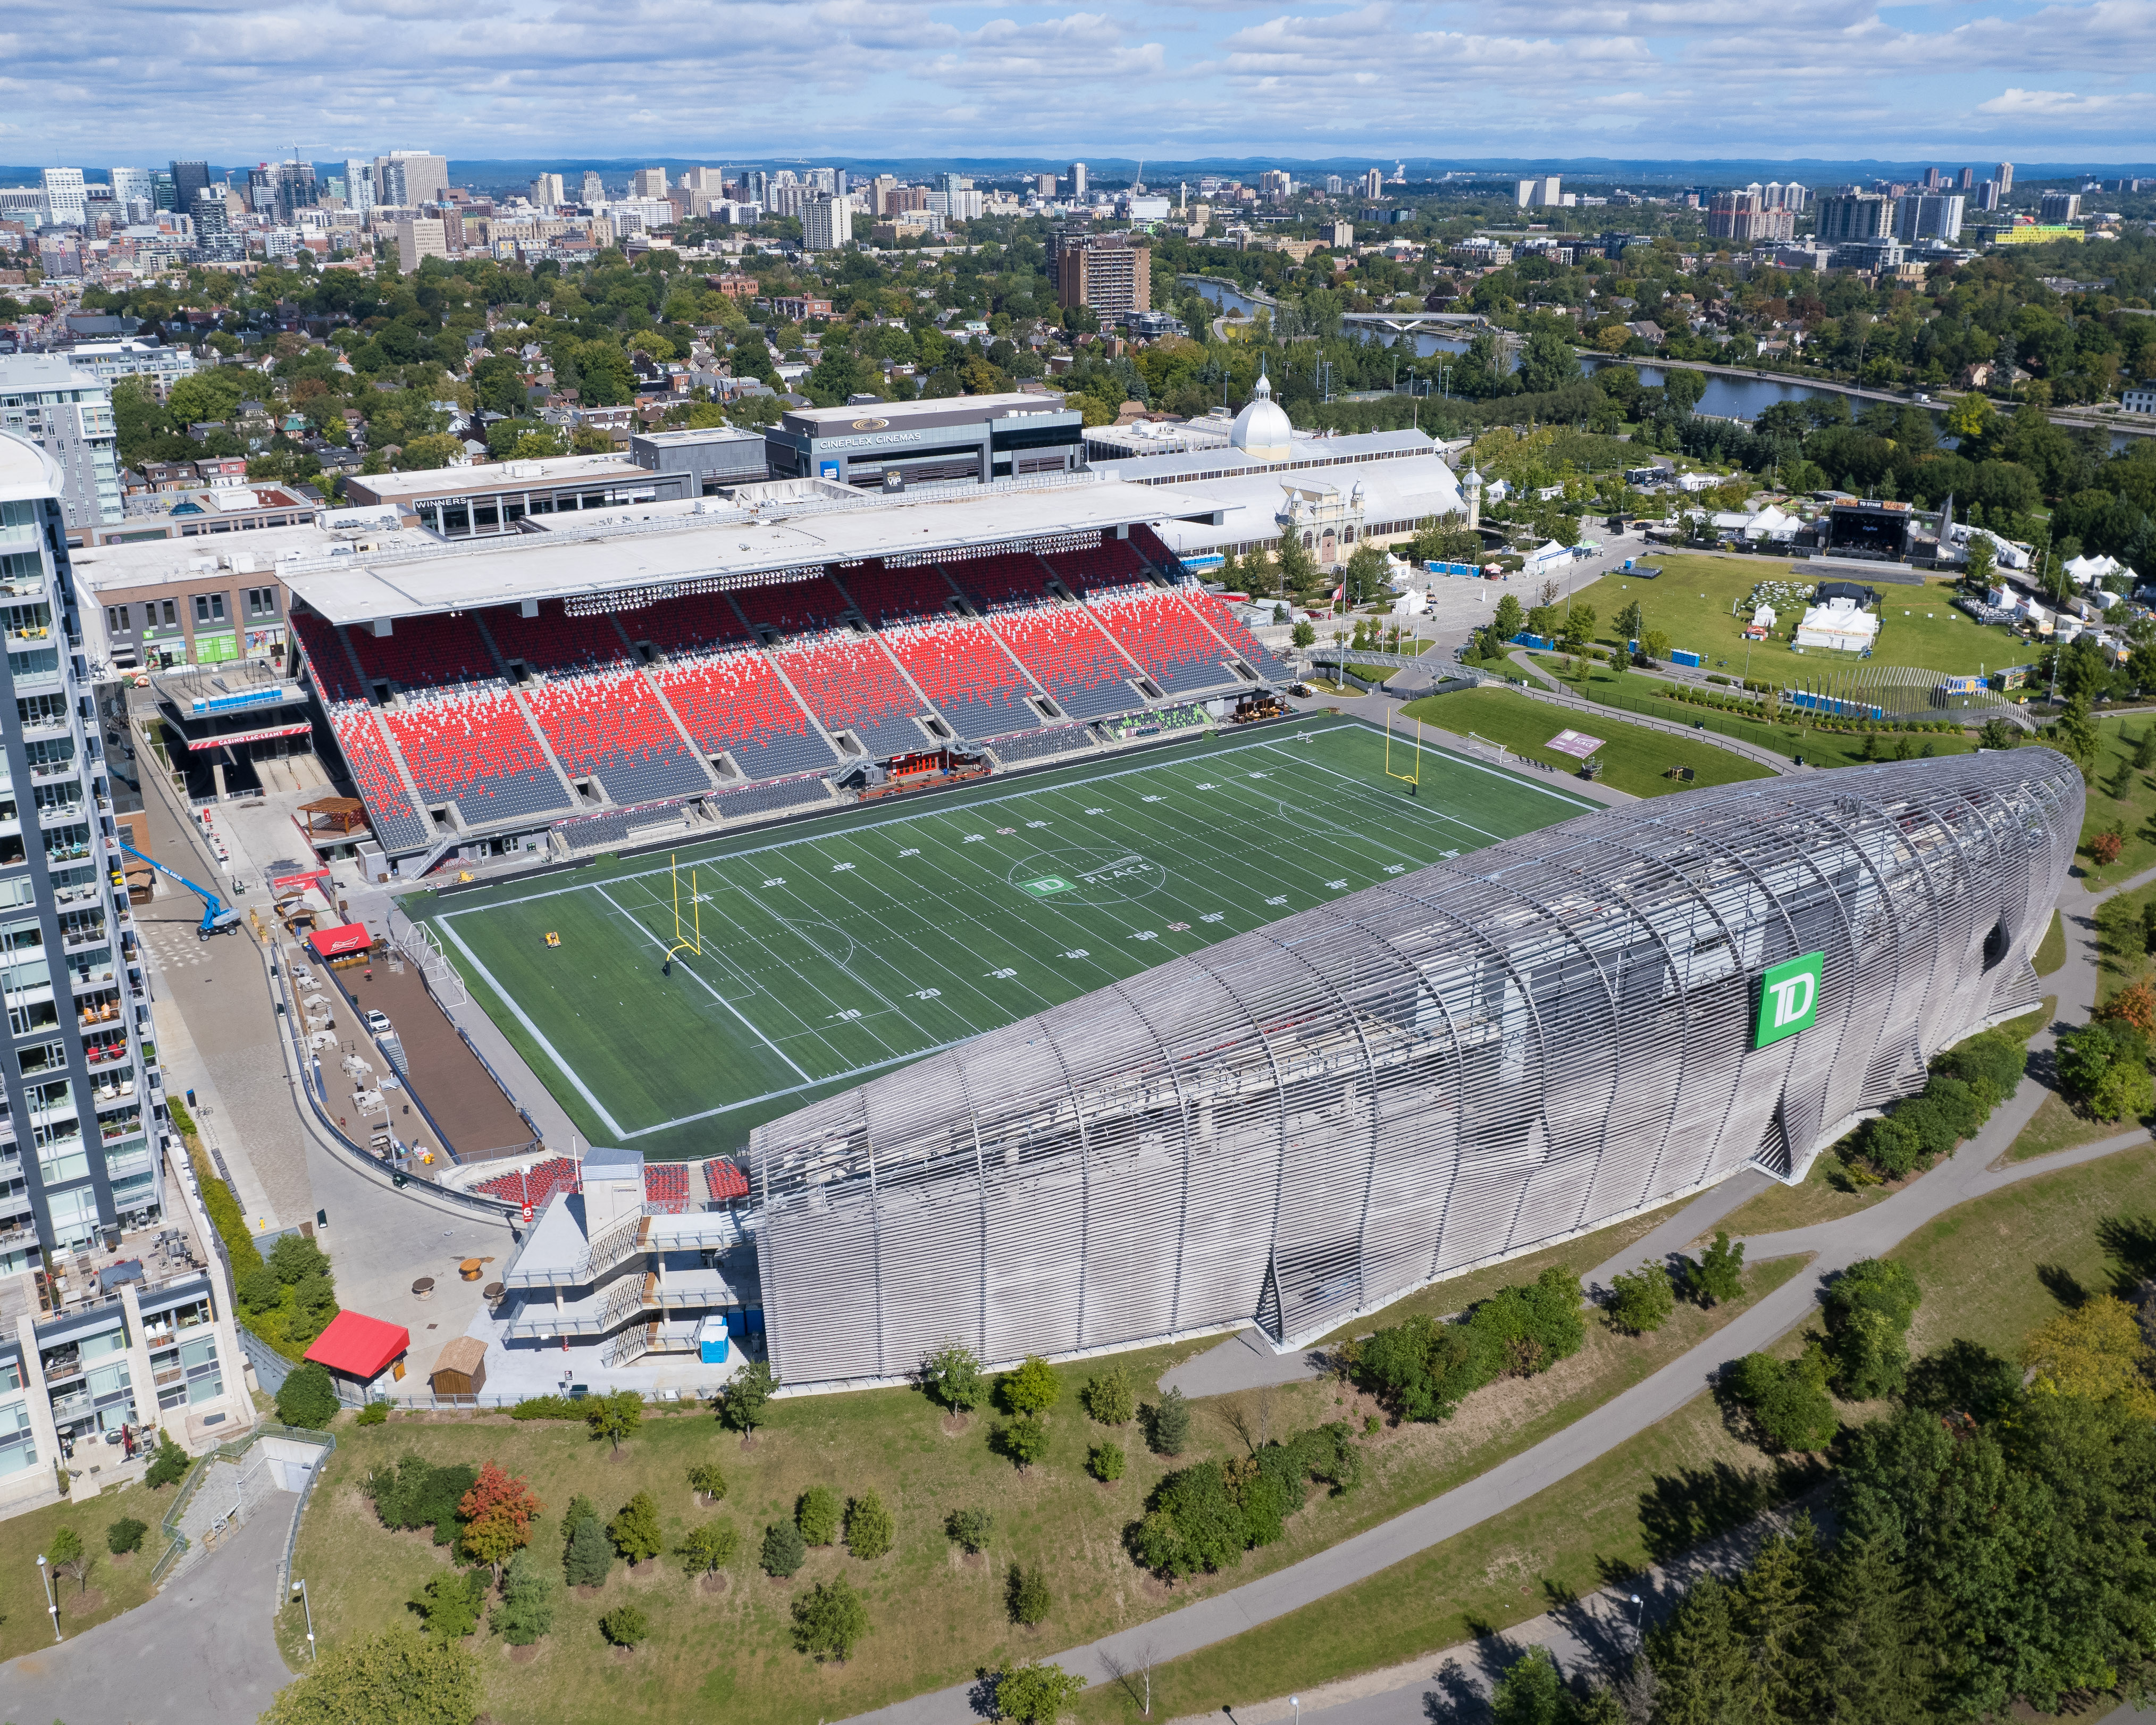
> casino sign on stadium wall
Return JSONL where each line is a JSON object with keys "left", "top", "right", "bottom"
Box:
{"left": 1754, "top": 951, "right": 1823, "bottom": 1050}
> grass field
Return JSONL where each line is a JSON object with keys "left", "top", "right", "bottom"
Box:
{"left": 1401, "top": 685, "right": 1773, "bottom": 799}
{"left": 1601, "top": 553, "right": 2029, "bottom": 680}
{"left": 0, "top": 1478, "right": 167, "bottom": 1664}
{"left": 421, "top": 717, "right": 1591, "bottom": 1159}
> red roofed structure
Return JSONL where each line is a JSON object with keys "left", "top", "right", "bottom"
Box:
{"left": 307, "top": 923, "right": 373, "bottom": 959}
{"left": 304, "top": 1310, "right": 410, "bottom": 1385}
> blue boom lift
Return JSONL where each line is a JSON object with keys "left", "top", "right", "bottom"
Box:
{"left": 115, "top": 843, "right": 242, "bottom": 939}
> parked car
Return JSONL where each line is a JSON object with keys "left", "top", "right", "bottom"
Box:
{"left": 365, "top": 1009, "right": 392, "bottom": 1037}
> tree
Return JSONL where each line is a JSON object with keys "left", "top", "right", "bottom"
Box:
{"left": 106, "top": 1515, "right": 148, "bottom": 1555}
{"left": 275, "top": 1361, "right": 340, "bottom": 1430}
{"left": 269, "top": 1232, "right": 331, "bottom": 1284}
{"left": 2021, "top": 1294, "right": 2156, "bottom": 1417}
{"left": 1961, "top": 531, "right": 1997, "bottom": 590}
{"left": 995, "top": 1659, "right": 1089, "bottom": 1723}
{"left": 411, "top": 1569, "right": 485, "bottom": 1640}
{"left": 1080, "top": 1365, "right": 1136, "bottom": 1426}
{"left": 1561, "top": 601, "right": 1598, "bottom": 658}
{"left": 1149, "top": 1388, "right": 1191, "bottom": 1455}
{"left": 1274, "top": 530, "right": 1318, "bottom": 598}
{"left": 603, "top": 1490, "right": 661, "bottom": 1565}
{"left": 1731, "top": 1524, "right": 1818, "bottom": 1722}
{"left": 1684, "top": 1232, "right": 1746, "bottom": 1306}
{"left": 1822, "top": 1259, "right": 1923, "bottom": 1400}
{"left": 260, "top": 1628, "right": 480, "bottom": 1725}
{"left": 1607, "top": 1261, "right": 1676, "bottom": 1335}
{"left": 791, "top": 1576, "right": 870, "bottom": 1662}
{"left": 686, "top": 1460, "right": 727, "bottom": 1503}
{"left": 1730, "top": 1350, "right": 1839, "bottom": 1452}
{"left": 1614, "top": 598, "right": 1645, "bottom": 646}
{"left": 1291, "top": 621, "right": 1316, "bottom": 649}
{"left": 1008, "top": 1561, "right": 1052, "bottom": 1626}
{"left": 1640, "top": 628, "right": 1672, "bottom": 664}
{"left": 995, "top": 1416, "right": 1050, "bottom": 1471}
{"left": 844, "top": 1489, "right": 895, "bottom": 1560}
{"left": 491, "top": 1548, "right": 557, "bottom": 1645}
{"left": 945, "top": 1506, "right": 994, "bottom": 1554}
{"left": 586, "top": 1389, "right": 643, "bottom": 1455}
{"left": 1647, "top": 1574, "right": 1748, "bottom": 1723}
{"left": 677, "top": 1520, "right": 739, "bottom": 1577}
{"left": 1467, "top": 1265, "right": 1586, "bottom": 1376}
{"left": 238, "top": 1261, "right": 284, "bottom": 1315}
{"left": 796, "top": 1484, "right": 842, "bottom": 1544}
{"left": 721, "top": 1359, "right": 778, "bottom": 1437}
{"left": 457, "top": 1460, "right": 542, "bottom": 1578}
{"left": 761, "top": 1518, "right": 807, "bottom": 1577}
{"left": 46, "top": 1524, "right": 89, "bottom": 1595}
{"left": 1490, "top": 592, "right": 1527, "bottom": 648}
{"left": 564, "top": 1505, "right": 614, "bottom": 1587}
{"left": 1801, "top": 1535, "right": 1930, "bottom": 1723}
{"left": 1490, "top": 1645, "right": 1565, "bottom": 1725}
{"left": 1089, "top": 1442, "right": 1126, "bottom": 1483}
{"left": 1001, "top": 1354, "right": 1061, "bottom": 1416}
{"left": 2053, "top": 694, "right": 2100, "bottom": 776}
{"left": 919, "top": 1344, "right": 986, "bottom": 1412}
{"left": 1978, "top": 716, "right": 2020, "bottom": 751}
{"left": 2056, "top": 1019, "right": 2153, "bottom": 1120}
{"left": 144, "top": 1429, "right": 191, "bottom": 1489}
{"left": 397, "top": 431, "right": 464, "bottom": 471}
{"left": 600, "top": 1604, "right": 649, "bottom": 1647}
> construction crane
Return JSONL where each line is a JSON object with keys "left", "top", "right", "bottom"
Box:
{"left": 115, "top": 843, "right": 242, "bottom": 939}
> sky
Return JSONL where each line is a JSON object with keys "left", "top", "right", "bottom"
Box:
{"left": 2, "top": 0, "right": 2152, "bottom": 166}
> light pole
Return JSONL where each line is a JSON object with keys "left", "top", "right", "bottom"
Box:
{"left": 1631, "top": 1593, "right": 1644, "bottom": 1636}
{"left": 37, "top": 1552, "right": 60, "bottom": 1642}
{"left": 1291, "top": 1698, "right": 1301, "bottom": 1725}
{"left": 292, "top": 1577, "right": 316, "bottom": 1658}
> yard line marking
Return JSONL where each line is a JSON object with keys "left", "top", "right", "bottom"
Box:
{"left": 593, "top": 884, "right": 812, "bottom": 1084}
{"left": 434, "top": 917, "right": 630, "bottom": 1140}
{"left": 619, "top": 1034, "right": 989, "bottom": 1136}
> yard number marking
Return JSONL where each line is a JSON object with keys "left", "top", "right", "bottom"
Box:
{"left": 1062, "top": 948, "right": 1090, "bottom": 959}
{"left": 829, "top": 1009, "right": 862, "bottom": 1021}
{"left": 1327, "top": 878, "right": 1349, "bottom": 890}
{"left": 898, "top": 848, "right": 921, "bottom": 858}
{"left": 1199, "top": 912, "right": 1225, "bottom": 924}
{"left": 831, "top": 861, "right": 856, "bottom": 872}
{"left": 985, "top": 967, "right": 1018, "bottom": 979}
{"left": 911, "top": 988, "right": 943, "bottom": 1000}
{"left": 1265, "top": 895, "right": 1290, "bottom": 907}
{"left": 761, "top": 877, "right": 787, "bottom": 887}
{"left": 1384, "top": 864, "right": 1408, "bottom": 875}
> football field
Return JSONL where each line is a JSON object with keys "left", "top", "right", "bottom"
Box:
{"left": 422, "top": 716, "right": 1592, "bottom": 1160}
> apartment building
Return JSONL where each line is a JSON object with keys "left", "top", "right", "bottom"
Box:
{"left": 801, "top": 195, "right": 851, "bottom": 254}
{"left": 395, "top": 217, "right": 449, "bottom": 275}
{"left": 0, "top": 358, "right": 122, "bottom": 540}
{"left": 1054, "top": 232, "right": 1151, "bottom": 321}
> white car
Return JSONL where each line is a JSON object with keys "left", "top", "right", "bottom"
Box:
{"left": 364, "top": 1009, "right": 392, "bottom": 1037}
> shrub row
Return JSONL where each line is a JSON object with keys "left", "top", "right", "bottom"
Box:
{"left": 1847, "top": 1026, "right": 2026, "bottom": 1179}
{"left": 1345, "top": 1265, "right": 1586, "bottom": 1423}
{"left": 1130, "top": 1422, "right": 1363, "bottom": 1580}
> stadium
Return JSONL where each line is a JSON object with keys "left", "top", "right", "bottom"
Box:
{"left": 269, "top": 469, "right": 2078, "bottom": 1392}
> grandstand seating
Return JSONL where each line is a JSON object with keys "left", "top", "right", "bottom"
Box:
{"left": 523, "top": 668, "right": 710, "bottom": 805}
{"left": 1183, "top": 589, "right": 1282, "bottom": 672}
{"left": 633, "top": 590, "right": 753, "bottom": 655}
{"left": 1041, "top": 537, "right": 1151, "bottom": 596}
{"left": 348, "top": 611, "right": 499, "bottom": 690}
{"left": 773, "top": 633, "right": 937, "bottom": 758}
{"left": 645, "top": 1162, "right": 690, "bottom": 1213}
{"left": 873, "top": 617, "right": 1042, "bottom": 741}
{"left": 291, "top": 610, "right": 364, "bottom": 702}
{"left": 474, "top": 1156, "right": 580, "bottom": 1210}
{"left": 939, "top": 551, "right": 1055, "bottom": 612}
{"left": 655, "top": 651, "right": 841, "bottom": 780}
{"left": 481, "top": 600, "right": 631, "bottom": 672}
{"left": 988, "top": 602, "right": 1143, "bottom": 719}
{"left": 732, "top": 576, "right": 851, "bottom": 637}
{"left": 991, "top": 725, "right": 1096, "bottom": 766}
{"left": 1088, "top": 587, "right": 1247, "bottom": 696}
{"left": 709, "top": 774, "right": 835, "bottom": 820}
{"left": 384, "top": 690, "right": 571, "bottom": 824}
{"left": 326, "top": 705, "right": 435, "bottom": 851}
{"left": 703, "top": 1159, "right": 750, "bottom": 1202}
{"left": 829, "top": 562, "right": 956, "bottom": 627}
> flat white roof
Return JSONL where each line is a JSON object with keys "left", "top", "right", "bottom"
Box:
{"left": 349, "top": 452, "right": 645, "bottom": 504}
{"left": 0, "top": 429, "right": 64, "bottom": 505}
{"left": 278, "top": 474, "right": 1225, "bottom": 627}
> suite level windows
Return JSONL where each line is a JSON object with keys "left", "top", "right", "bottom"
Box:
{"left": 104, "top": 605, "right": 130, "bottom": 634}
{"left": 192, "top": 593, "right": 226, "bottom": 625}
{"left": 245, "top": 587, "right": 278, "bottom": 618}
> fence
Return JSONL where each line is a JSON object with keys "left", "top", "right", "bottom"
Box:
{"left": 378, "top": 1385, "right": 734, "bottom": 1413}
{"left": 148, "top": 1421, "right": 334, "bottom": 1588}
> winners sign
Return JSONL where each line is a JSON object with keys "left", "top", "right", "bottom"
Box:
{"left": 1754, "top": 952, "right": 1823, "bottom": 1050}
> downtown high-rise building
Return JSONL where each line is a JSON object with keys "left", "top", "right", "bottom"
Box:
{"left": 0, "top": 357, "right": 120, "bottom": 533}
{"left": 1069, "top": 161, "right": 1087, "bottom": 200}
{"left": 39, "top": 170, "right": 86, "bottom": 228}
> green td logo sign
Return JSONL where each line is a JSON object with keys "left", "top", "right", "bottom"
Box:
{"left": 1754, "top": 952, "right": 1823, "bottom": 1050}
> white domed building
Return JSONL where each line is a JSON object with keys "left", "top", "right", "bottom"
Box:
{"left": 1227, "top": 365, "right": 1295, "bottom": 462}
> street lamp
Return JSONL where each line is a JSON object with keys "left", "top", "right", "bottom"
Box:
{"left": 37, "top": 1552, "right": 60, "bottom": 1642}
{"left": 1291, "top": 1698, "right": 1300, "bottom": 1725}
{"left": 292, "top": 1577, "right": 316, "bottom": 1658}
{"left": 1631, "top": 1593, "right": 1644, "bottom": 1635}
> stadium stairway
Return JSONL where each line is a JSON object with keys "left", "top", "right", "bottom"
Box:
{"left": 731, "top": 575, "right": 955, "bottom": 759}
{"left": 829, "top": 562, "right": 1048, "bottom": 743}
{"left": 1087, "top": 586, "right": 1257, "bottom": 697}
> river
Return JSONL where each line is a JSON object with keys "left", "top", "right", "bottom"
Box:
{"left": 1181, "top": 275, "right": 2137, "bottom": 448}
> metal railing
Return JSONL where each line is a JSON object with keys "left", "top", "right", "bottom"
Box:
{"left": 148, "top": 1421, "right": 326, "bottom": 1586}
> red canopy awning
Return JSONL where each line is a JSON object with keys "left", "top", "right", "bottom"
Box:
{"left": 304, "top": 1310, "right": 410, "bottom": 1381}
{"left": 307, "top": 923, "right": 372, "bottom": 958}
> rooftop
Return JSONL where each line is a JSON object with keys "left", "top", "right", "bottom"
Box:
{"left": 277, "top": 472, "right": 1222, "bottom": 628}
{"left": 0, "top": 353, "right": 106, "bottom": 395}
{"left": 0, "top": 428, "right": 63, "bottom": 505}
{"left": 345, "top": 451, "right": 646, "bottom": 504}
{"left": 304, "top": 1309, "right": 412, "bottom": 1380}
{"left": 779, "top": 392, "right": 1071, "bottom": 434}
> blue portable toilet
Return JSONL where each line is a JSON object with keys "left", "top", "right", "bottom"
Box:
{"left": 697, "top": 1314, "right": 731, "bottom": 1365}
{"left": 724, "top": 1309, "right": 745, "bottom": 1339}
{"left": 744, "top": 1308, "right": 766, "bottom": 1338}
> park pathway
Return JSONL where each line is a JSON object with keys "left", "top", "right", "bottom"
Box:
{"left": 845, "top": 848, "right": 2147, "bottom": 1724}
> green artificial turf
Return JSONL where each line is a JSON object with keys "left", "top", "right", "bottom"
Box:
{"left": 420, "top": 718, "right": 1589, "bottom": 1158}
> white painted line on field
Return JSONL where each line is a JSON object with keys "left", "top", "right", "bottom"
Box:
{"left": 594, "top": 884, "right": 813, "bottom": 1084}
{"left": 434, "top": 917, "right": 631, "bottom": 1140}
{"left": 622, "top": 1035, "right": 981, "bottom": 1137}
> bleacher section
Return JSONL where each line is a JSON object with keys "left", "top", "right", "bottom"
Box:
{"left": 703, "top": 1159, "right": 750, "bottom": 1201}
{"left": 733, "top": 576, "right": 938, "bottom": 758}
{"left": 645, "top": 1162, "right": 690, "bottom": 1213}
{"left": 329, "top": 707, "right": 435, "bottom": 851}
{"left": 709, "top": 775, "right": 835, "bottom": 822}
{"left": 1185, "top": 589, "right": 1282, "bottom": 672}
{"left": 835, "top": 562, "right": 1042, "bottom": 740}
{"left": 474, "top": 1156, "right": 581, "bottom": 1210}
{"left": 656, "top": 652, "right": 840, "bottom": 780}
{"left": 987, "top": 602, "right": 1143, "bottom": 719}
{"left": 940, "top": 550, "right": 1056, "bottom": 612}
{"left": 523, "top": 669, "right": 710, "bottom": 805}
{"left": 990, "top": 726, "right": 1096, "bottom": 765}
{"left": 383, "top": 691, "right": 571, "bottom": 825}
{"left": 1042, "top": 537, "right": 1151, "bottom": 596}
{"left": 1089, "top": 587, "right": 1250, "bottom": 696}
{"left": 348, "top": 611, "right": 499, "bottom": 691}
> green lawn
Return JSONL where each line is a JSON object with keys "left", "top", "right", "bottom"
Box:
{"left": 281, "top": 1258, "right": 1802, "bottom": 1725}
{"left": 2071, "top": 714, "right": 2156, "bottom": 884}
{"left": 1597, "top": 553, "right": 2031, "bottom": 681}
{"left": 1402, "top": 685, "right": 1773, "bottom": 799}
{"left": 0, "top": 1477, "right": 170, "bottom": 1663}
{"left": 2034, "top": 908, "right": 2067, "bottom": 977}
{"left": 420, "top": 718, "right": 1589, "bottom": 1158}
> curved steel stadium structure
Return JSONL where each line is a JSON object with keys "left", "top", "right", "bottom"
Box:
{"left": 750, "top": 750, "right": 2082, "bottom": 1389}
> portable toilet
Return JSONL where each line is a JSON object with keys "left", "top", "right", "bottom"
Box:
{"left": 724, "top": 1309, "right": 745, "bottom": 1339}
{"left": 697, "top": 1313, "right": 731, "bottom": 1366}
{"left": 744, "top": 1307, "right": 766, "bottom": 1338}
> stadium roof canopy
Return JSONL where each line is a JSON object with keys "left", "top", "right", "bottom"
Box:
{"left": 278, "top": 473, "right": 1227, "bottom": 628}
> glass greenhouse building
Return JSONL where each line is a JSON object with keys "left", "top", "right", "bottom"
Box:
{"left": 749, "top": 749, "right": 2082, "bottom": 1389}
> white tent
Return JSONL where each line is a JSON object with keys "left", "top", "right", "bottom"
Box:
{"left": 2065, "top": 552, "right": 2128, "bottom": 587}
{"left": 1794, "top": 597, "right": 1880, "bottom": 652}
{"left": 1523, "top": 539, "right": 1571, "bottom": 571}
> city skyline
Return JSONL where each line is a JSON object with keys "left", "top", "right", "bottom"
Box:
{"left": 5, "top": 0, "right": 2151, "bottom": 162}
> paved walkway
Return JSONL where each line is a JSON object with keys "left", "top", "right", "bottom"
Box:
{"left": 844, "top": 864, "right": 2130, "bottom": 1725}
{"left": 0, "top": 1492, "right": 298, "bottom": 1724}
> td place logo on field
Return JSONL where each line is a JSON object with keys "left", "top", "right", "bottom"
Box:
{"left": 1753, "top": 951, "right": 1823, "bottom": 1050}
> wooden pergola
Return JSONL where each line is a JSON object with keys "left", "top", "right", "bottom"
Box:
{"left": 298, "top": 795, "right": 368, "bottom": 836}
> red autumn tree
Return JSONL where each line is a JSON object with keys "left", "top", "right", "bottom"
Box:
{"left": 458, "top": 1461, "right": 543, "bottom": 1578}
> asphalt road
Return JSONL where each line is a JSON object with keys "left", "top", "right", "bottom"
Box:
{"left": 0, "top": 1494, "right": 298, "bottom": 1723}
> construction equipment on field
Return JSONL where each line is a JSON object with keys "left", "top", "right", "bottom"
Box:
{"left": 115, "top": 843, "right": 242, "bottom": 938}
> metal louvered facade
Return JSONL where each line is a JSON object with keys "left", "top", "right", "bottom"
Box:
{"left": 749, "top": 751, "right": 2082, "bottom": 1391}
